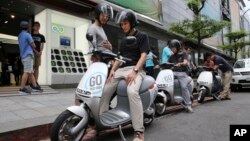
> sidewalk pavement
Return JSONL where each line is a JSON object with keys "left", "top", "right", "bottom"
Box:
{"left": 0, "top": 89, "right": 75, "bottom": 134}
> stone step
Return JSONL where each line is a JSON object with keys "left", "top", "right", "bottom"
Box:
{"left": 0, "top": 86, "right": 59, "bottom": 97}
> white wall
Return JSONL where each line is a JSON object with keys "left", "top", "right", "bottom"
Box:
{"left": 35, "top": 9, "right": 91, "bottom": 85}
{"left": 75, "top": 24, "right": 91, "bottom": 67}
{"left": 35, "top": 9, "right": 50, "bottom": 85}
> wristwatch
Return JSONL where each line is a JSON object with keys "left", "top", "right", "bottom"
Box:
{"left": 133, "top": 68, "right": 139, "bottom": 73}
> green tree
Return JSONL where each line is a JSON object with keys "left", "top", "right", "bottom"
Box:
{"left": 170, "top": 0, "right": 230, "bottom": 63}
{"left": 219, "top": 30, "right": 250, "bottom": 61}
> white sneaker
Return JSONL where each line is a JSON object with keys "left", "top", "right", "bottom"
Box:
{"left": 133, "top": 132, "right": 144, "bottom": 141}
{"left": 186, "top": 106, "right": 194, "bottom": 113}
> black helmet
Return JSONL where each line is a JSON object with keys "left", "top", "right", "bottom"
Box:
{"left": 115, "top": 9, "right": 138, "bottom": 28}
{"left": 95, "top": 3, "right": 113, "bottom": 20}
{"left": 20, "top": 21, "right": 29, "bottom": 29}
{"left": 169, "top": 39, "right": 181, "bottom": 51}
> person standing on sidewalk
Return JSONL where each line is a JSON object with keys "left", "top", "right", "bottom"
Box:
{"left": 204, "top": 52, "right": 233, "bottom": 100}
{"left": 32, "top": 21, "right": 46, "bottom": 85}
{"left": 18, "top": 21, "right": 42, "bottom": 94}
{"left": 145, "top": 47, "right": 157, "bottom": 78}
{"left": 161, "top": 41, "right": 173, "bottom": 64}
{"left": 13, "top": 56, "right": 22, "bottom": 86}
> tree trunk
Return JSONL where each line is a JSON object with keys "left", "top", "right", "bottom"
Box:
{"left": 198, "top": 39, "right": 201, "bottom": 65}
{"left": 234, "top": 48, "right": 237, "bottom": 61}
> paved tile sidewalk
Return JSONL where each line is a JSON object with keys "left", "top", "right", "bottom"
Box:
{"left": 0, "top": 89, "right": 75, "bottom": 133}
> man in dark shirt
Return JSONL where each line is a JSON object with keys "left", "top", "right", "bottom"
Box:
{"left": 32, "top": 21, "right": 46, "bottom": 82}
{"left": 100, "top": 9, "right": 148, "bottom": 141}
{"left": 168, "top": 39, "right": 193, "bottom": 113}
{"left": 204, "top": 52, "right": 233, "bottom": 100}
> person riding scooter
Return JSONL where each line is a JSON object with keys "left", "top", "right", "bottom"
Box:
{"left": 99, "top": 9, "right": 149, "bottom": 141}
{"left": 87, "top": 3, "right": 113, "bottom": 63}
{"left": 167, "top": 39, "right": 193, "bottom": 113}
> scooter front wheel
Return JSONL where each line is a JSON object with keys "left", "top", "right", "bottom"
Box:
{"left": 198, "top": 89, "right": 206, "bottom": 103}
{"left": 50, "top": 110, "right": 87, "bottom": 141}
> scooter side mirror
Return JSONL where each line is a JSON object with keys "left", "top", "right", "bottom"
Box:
{"left": 86, "top": 33, "right": 93, "bottom": 42}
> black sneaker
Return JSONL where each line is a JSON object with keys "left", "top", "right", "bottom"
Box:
{"left": 32, "top": 86, "right": 43, "bottom": 92}
{"left": 19, "top": 88, "right": 31, "bottom": 94}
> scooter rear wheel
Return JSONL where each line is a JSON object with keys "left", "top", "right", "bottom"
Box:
{"left": 50, "top": 110, "right": 87, "bottom": 141}
{"left": 144, "top": 104, "right": 155, "bottom": 126}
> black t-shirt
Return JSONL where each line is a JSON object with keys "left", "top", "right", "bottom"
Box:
{"left": 32, "top": 33, "right": 46, "bottom": 52}
{"left": 213, "top": 55, "right": 233, "bottom": 72}
{"left": 168, "top": 52, "right": 188, "bottom": 72}
{"left": 120, "top": 30, "right": 149, "bottom": 67}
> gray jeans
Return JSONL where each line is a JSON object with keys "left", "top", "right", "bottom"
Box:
{"left": 174, "top": 72, "right": 192, "bottom": 106}
{"left": 100, "top": 66, "right": 145, "bottom": 132}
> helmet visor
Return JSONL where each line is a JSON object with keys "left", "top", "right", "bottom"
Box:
{"left": 115, "top": 11, "right": 128, "bottom": 24}
{"left": 100, "top": 5, "right": 114, "bottom": 19}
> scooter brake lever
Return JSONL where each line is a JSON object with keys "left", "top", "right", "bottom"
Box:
{"left": 115, "top": 57, "right": 126, "bottom": 63}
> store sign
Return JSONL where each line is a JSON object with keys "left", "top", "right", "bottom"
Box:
{"left": 91, "top": 0, "right": 162, "bottom": 22}
{"left": 51, "top": 24, "right": 65, "bottom": 34}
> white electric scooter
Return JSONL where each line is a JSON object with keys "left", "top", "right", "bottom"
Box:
{"left": 196, "top": 66, "right": 222, "bottom": 103}
{"left": 154, "top": 63, "right": 194, "bottom": 115}
{"left": 50, "top": 34, "right": 158, "bottom": 141}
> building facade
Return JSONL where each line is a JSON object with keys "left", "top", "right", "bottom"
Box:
{"left": 0, "top": 0, "right": 244, "bottom": 86}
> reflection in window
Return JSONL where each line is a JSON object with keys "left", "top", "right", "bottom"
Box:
{"left": 52, "top": 67, "right": 58, "bottom": 73}
{"left": 64, "top": 62, "right": 69, "bottom": 66}
{"left": 78, "top": 68, "right": 83, "bottom": 73}
{"left": 54, "top": 49, "right": 59, "bottom": 54}
{"left": 234, "top": 61, "right": 245, "bottom": 68}
{"left": 51, "top": 61, "right": 56, "bottom": 66}
{"left": 74, "top": 51, "right": 78, "bottom": 56}
{"left": 59, "top": 67, "right": 64, "bottom": 73}
{"left": 55, "top": 55, "right": 61, "bottom": 60}
{"left": 57, "top": 61, "right": 63, "bottom": 66}
{"left": 66, "top": 68, "right": 71, "bottom": 73}
{"left": 77, "top": 63, "right": 81, "bottom": 67}
{"left": 61, "top": 50, "right": 66, "bottom": 55}
{"left": 80, "top": 58, "right": 85, "bottom": 62}
{"left": 72, "top": 68, "right": 77, "bottom": 73}
{"left": 69, "top": 56, "right": 74, "bottom": 61}
{"left": 67, "top": 51, "right": 73, "bottom": 55}
{"left": 70, "top": 62, "right": 75, "bottom": 67}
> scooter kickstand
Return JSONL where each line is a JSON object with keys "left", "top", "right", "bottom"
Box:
{"left": 118, "top": 125, "right": 126, "bottom": 141}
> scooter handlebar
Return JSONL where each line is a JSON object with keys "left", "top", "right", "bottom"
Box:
{"left": 160, "top": 63, "right": 176, "bottom": 69}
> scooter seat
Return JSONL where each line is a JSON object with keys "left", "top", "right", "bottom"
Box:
{"left": 116, "top": 75, "right": 155, "bottom": 97}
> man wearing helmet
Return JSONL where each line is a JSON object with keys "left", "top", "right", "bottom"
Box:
{"left": 99, "top": 9, "right": 149, "bottom": 141}
{"left": 168, "top": 39, "right": 194, "bottom": 113}
{"left": 18, "top": 21, "right": 42, "bottom": 94}
{"left": 87, "top": 3, "right": 113, "bottom": 63}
